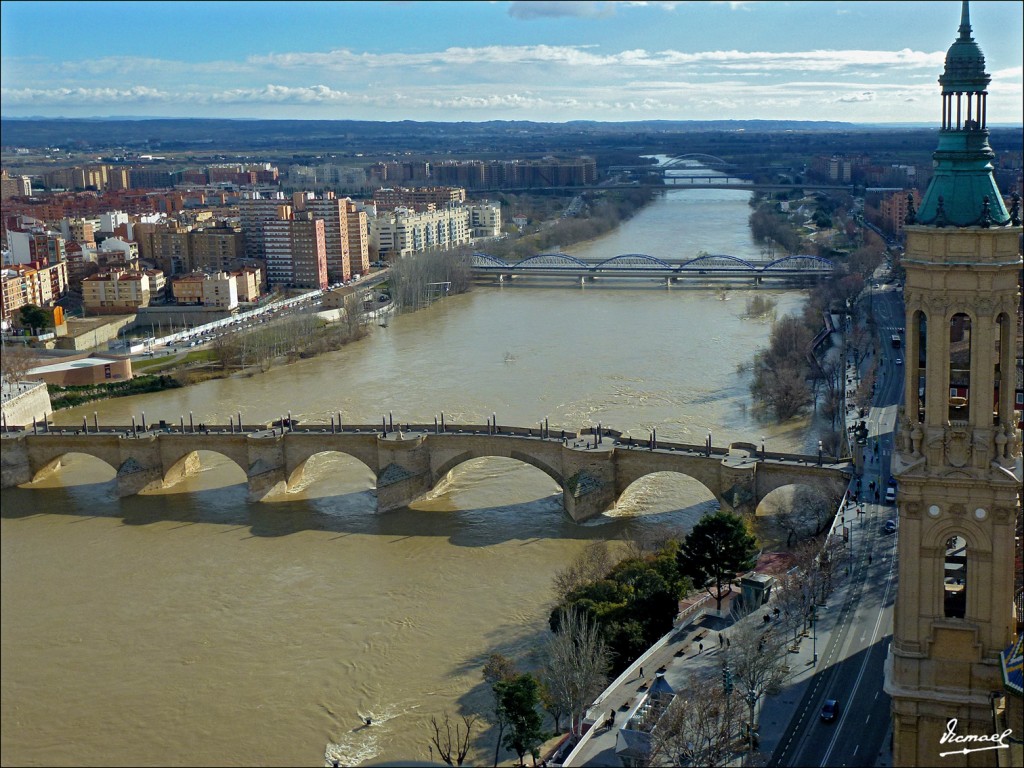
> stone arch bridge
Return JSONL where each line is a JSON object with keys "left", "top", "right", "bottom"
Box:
{"left": 0, "top": 422, "right": 852, "bottom": 523}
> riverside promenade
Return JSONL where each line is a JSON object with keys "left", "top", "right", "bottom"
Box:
{"left": 560, "top": 303, "right": 896, "bottom": 768}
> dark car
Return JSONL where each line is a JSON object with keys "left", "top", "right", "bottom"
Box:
{"left": 820, "top": 699, "right": 839, "bottom": 722}
{"left": 885, "top": 519, "right": 897, "bottom": 534}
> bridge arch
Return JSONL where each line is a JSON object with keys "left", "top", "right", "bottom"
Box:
{"left": 677, "top": 253, "right": 757, "bottom": 271}
{"left": 28, "top": 450, "right": 119, "bottom": 485}
{"left": 595, "top": 253, "right": 675, "bottom": 271}
{"left": 614, "top": 469, "right": 720, "bottom": 525}
{"left": 662, "top": 154, "right": 732, "bottom": 170}
{"left": 762, "top": 254, "right": 835, "bottom": 271}
{"left": 431, "top": 449, "right": 566, "bottom": 492}
{"left": 512, "top": 252, "right": 591, "bottom": 269}
{"left": 285, "top": 448, "right": 377, "bottom": 491}
{"left": 160, "top": 442, "right": 249, "bottom": 483}
{"left": 472, "top": 252, "right": 510, "bottom": 268}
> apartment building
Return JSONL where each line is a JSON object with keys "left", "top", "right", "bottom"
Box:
{"left": 230, "top": 268, "right": 262, "bottom": 303}
{"left": 5, "top": 228, "right": 66, "bottom": 266}
{"left": 60, "top": 218, "right": 97, "bottom": 246}
{"left": 0, "top": 260, "right": 69, "bottom": 324}
{"left": 879, "top": 189, "right": 923, "bottom": 237}
{"left": 346, "top": 199, "right": 370, "bottom": 276}
{"left": 262, "top": 212, "right": 328, "bottom": 289}
{"left": 0, "top": 170, "right": 32, "bottom": 200}
{"left": 239, "top": 196, "right": 292, "bottom": 262}
{"left": 296, "top": 193, "right": 352, "bottom": 282}
{"left": 82, "top": 268, "right": 152, "bottom": 314}
{"left": 189, "top": 223, "right": 245, "bottom": 274}
{"left": 172, "top": 271, "right": 239, "bottom": 309}
{"left": 467, "top": 202, "right": 502, "bottom": 238}
{"left": 372, "top": 186, "right": 467, "bottom": 211}
{"left": 371, "top": 206, "right": 471, "bottom": 259}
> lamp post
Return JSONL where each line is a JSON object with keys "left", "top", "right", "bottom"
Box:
{"left": 818, "top": 440, "right": 823, "bottom": 466}
{"left": 761, "top": 436, "right": 766, "bottom": 458}
{"left": 707, "top": 429, "right": 712, "bottom": 457}
{"left": 810, "top": 605, "right": 818, "bottom": 665}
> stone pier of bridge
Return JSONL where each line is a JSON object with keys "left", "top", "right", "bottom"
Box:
{"left": 0, "top": 425, "right": 852, "bottom": 522}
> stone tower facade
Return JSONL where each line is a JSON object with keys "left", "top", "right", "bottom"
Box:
{"left": 884, "top": 3, "right": 1023, "bottom": 766}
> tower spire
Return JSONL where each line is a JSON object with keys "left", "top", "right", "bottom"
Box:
{"left": 958, "top": 0, "right": 972, "bottom": 40}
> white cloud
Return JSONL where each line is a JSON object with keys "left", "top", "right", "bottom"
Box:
{"left": 507, "top": 1, "right": 617, "bottom": 20}
{"left": 835, "top": 91, "right": 876, "bottom": 104}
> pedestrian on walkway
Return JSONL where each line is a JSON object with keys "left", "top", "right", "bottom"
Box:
{"left": 638, "top": 666, "right": 643, "bottom": 679}
{"left": 719, "top": 633, "right": 724, "bottom": 647}
{"left": 698, "top": 642, "right": 703, "bottom": 654}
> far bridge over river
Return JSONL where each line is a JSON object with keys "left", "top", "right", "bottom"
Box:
{"left": 1, "top": 418, "right": 851, "bottom": 523}
{"left": 471, "top": 252, "right": 836, "bottom": 285}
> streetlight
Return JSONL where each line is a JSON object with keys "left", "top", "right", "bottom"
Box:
{"left": 707, "top": 429, "right": 712, "bottom": 457}
{"left": 810, "top": 605, "right": 818, "bottom": 665}
{"left": 761, "top": 436, "right": 766, "bottom": 458}
{"left": 818, "top": 440, "right": 824, "bottom": 466}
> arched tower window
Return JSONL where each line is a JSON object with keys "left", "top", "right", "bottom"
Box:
{"left": 943, "top": 535, "right": 967, "bottom": 618}
{"left": 948, "top": 313, "right": 971, "bottom": 421}
{"left": 914, "top": 310, "right": 927, "bottom": 421}
{"left": 993, "top": 312, "right": 1012, "bottom": 426}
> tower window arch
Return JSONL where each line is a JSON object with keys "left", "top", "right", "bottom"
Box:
{"left": 948, "top": 313, "right": 971, "bottom": 421}
{"left": 914, "top": 310, "right": 927, "bottom": 421}
{"left": 943, "top": 535, "right": 967, "bottom": 618}
{"left": 992, "top": 312, "right": 1011, "bottom": 426}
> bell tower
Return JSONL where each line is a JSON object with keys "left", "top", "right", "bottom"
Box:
{"left": 884, "top": 2, "right": 1023, "bottom": 765}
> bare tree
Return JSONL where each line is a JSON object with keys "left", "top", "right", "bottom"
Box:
{"left": 429, "top": 711, "right": 477, "bottom": 767}
{"left": 0, "top": 342, "right": 39, "bottom": 388}
{"left": 646, "top": 669, "right": 742, "bottom": 768}
{"left": 541, "top": 605, "right": 611, "bottom": 737}
{"left": 723, "top": 610, "right": 791, "bottom": 758}
{"left": 771, "top": 570, "right": 810, "bottom": 648}
{"left": 552, "top": 541, "right": 615, "bottom": 600}
{"left": 773, "top": 486, "right": 835, "bottom": 547}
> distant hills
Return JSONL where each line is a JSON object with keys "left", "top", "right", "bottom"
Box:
{"left": 2, "top": 117, "right": 912, "bottom": 151}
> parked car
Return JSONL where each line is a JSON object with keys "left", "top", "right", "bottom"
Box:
{"left": 820, "top": 699, "right": 839, "bottom": 722}
{"left": 885, "top": 519, "right": 897, "bottom": 534}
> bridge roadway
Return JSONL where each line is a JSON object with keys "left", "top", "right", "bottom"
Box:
{"left": 1, "top": 420, "right": 851, "bottom": 523}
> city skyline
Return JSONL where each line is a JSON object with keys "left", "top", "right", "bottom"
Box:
{"left": 1, "top": 0, "right": 1022, "bottom": 124}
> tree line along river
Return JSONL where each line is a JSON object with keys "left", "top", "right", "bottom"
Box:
{"left": 0, "top": 170, "right": 818, "bottom": 766}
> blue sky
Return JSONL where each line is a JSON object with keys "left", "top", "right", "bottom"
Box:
{"left": 1, "top": 1, "right": 1021, "bottom": 123}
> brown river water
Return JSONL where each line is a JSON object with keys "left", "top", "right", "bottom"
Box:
{"left": 1, "top": 177, "right": 816, "bottom": 766}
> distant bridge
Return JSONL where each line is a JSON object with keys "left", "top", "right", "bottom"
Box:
{"left": 1, "top": 419, "right": 851, "bottom": 523}
{"left": 471, "top": 252, "right": 836, "bottom": 284}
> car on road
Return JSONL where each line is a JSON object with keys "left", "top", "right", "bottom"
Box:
{"left": 895, "top": 357, "right": 903, "bottom": 365}
{"left": 885, "top": 485, "right": 897, "bottom": 504}
{"left": 820, "top": 699, "right": 839, "bottom": 722}
{"left": 885, "top": 519, "right": 897, "bottom": 534}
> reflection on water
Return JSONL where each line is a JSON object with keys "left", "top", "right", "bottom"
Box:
{"left": 1, "top": 185, "right": 814, "bottom": 766}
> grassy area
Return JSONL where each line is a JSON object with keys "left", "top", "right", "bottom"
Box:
{"left": 132, "top": 349, "right": 215, "bottom": 373}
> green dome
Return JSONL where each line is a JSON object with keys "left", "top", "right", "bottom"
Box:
{"left": 911, "top": 0, "right": 1014, "bottom": 229}
{"left": 939, "top": 7, "right": 989, "bottom": 92}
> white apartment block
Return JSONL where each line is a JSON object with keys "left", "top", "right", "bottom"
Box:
{"left": 99, "top": 211, "right": 130, "bottom": 234}
{"left": 467, "top": 202, "right": 502, "bottom": 239}
{"left": 371, "top": 206, "right": 471, "bottom": 259}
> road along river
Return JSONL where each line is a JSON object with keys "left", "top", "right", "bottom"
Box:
{"left": 1, "top": 177, "right": 819, "bottom": 766}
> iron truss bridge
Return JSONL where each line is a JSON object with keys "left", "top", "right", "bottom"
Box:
{"left": 471, "top": 252, "right": 836, "bottom": 283}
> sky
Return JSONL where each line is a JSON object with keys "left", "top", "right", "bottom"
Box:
{"left": 1, "top": 0, "right": 1021, "bottom": 124}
